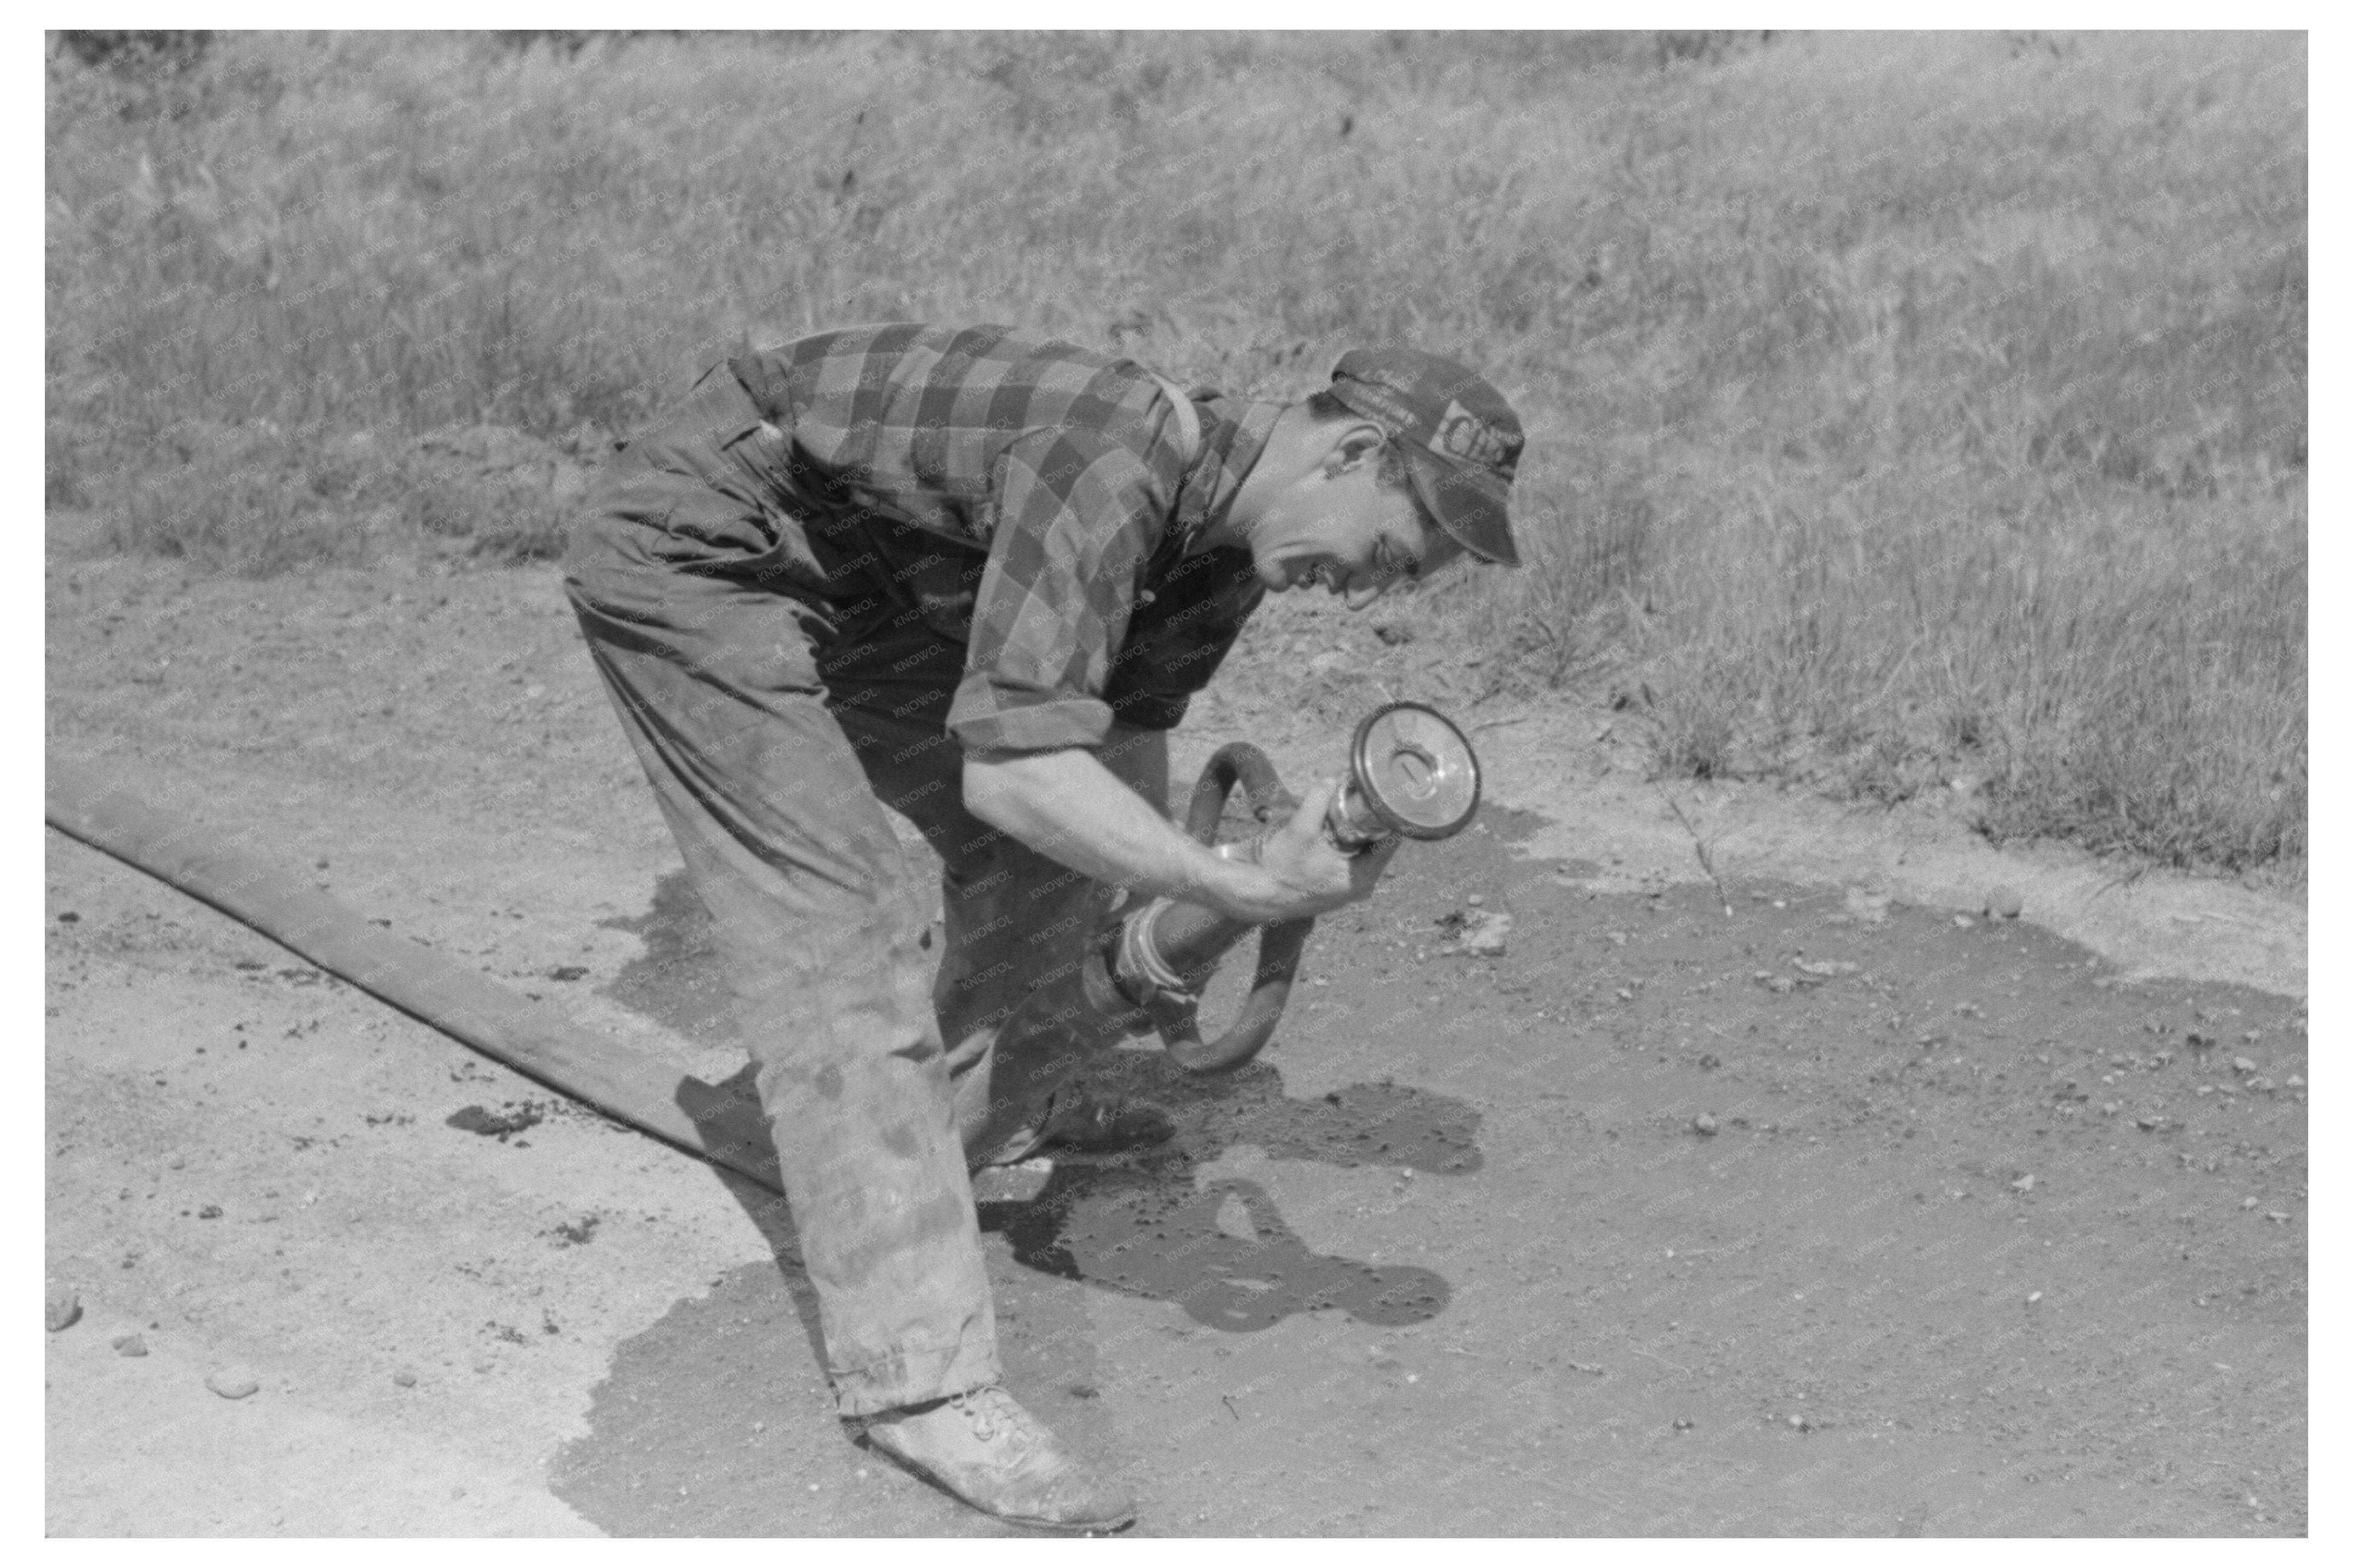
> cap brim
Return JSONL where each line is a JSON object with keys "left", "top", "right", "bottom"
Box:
{"left": 1400, "top": 446, "right": 1520, "bottom": 568}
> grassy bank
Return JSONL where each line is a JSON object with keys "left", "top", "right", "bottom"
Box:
{"left": 45, "top": 30, "right": 2304, "bottom": 870}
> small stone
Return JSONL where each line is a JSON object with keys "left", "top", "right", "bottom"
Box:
{"left": 392, "top": 1368, "right": 417, "bottom": 1387}
{"left": 2241, "top": 1196, "right": 2259, "bottom": 1210}
{"left": 2264, "top": 1211, "right": 2289, "bottom": 1224}
{"left": 1691, "top": 1113, "right": 1720, "bottom": 1137}
{"left": 197, "top": 1205, "right": 223, "bottom": 1220}
{"left": 1766, "top": 976, "right": 1796, "bottom": 995}
{"left": 1673, "top": 1416, "right": 1694, "bottom": 1431}
{"left": 45, "top": 1281, "right": 81, "bottom": 1333}
{"left": 2285, "top": 1074, "right": 2304, "bottom": 1088}
{"left": 113, "top": 1333, "right": 149, "bottom": 1357}
{"left": 1953, "top": 914, "right": 1975, "bottom": 929}
{"left": 1460, "top": 909, "right": 1511, "bottom": 957}
{"left": 2010, "top": 1174, "right": 2035, "bottom": 1193}
{"left": 1466, "top": 894, "right": 1483, "bottom": 907}
{"left": 1793, "top": 959, "right": 1858, "bottom": 979}
{"left": 1843, "top": 887, "right": 1892, "bottom": 923}
{"left": 1985, "top": 886, "right": 2024, "bottom": 919}
{"left": 206, "top": 1366, "right": 261, "bottom": 1400}
{"left": 1787, "top": 1413, "right": 1812, "bottom": 1432}
{"left": 2026, "top": 1291, "right": 2042, "bottom": 1304}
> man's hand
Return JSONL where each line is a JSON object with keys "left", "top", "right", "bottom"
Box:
{"left": 961, "top": 750, "right": 1401, "bottom": 928}
{"left": 1227, "top": 777, "right": 1400, "bottom": 924}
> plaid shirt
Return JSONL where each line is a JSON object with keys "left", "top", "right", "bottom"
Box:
{"left": 723, "top": 323, "right": 1280, "bottom": 756}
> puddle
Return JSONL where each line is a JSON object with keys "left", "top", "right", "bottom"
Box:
{"left": 564, "top": 802, "right": 2306, "bottom": 1533}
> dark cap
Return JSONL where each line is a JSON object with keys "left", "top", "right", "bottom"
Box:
{"left": 1326, "top": 347, "right": 1525, "bottom": 567}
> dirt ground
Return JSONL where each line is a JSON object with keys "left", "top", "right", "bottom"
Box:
{"left": 44, "top": 530, "right": 2307, "bottom": 1537}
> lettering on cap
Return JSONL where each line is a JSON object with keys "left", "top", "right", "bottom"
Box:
{"left": 1434, "top": 400, "right": 1514, "bottom": 472}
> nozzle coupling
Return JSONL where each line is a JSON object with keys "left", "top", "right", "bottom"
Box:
{"left": 1106, "top": 892, "right": 1249, "bottom": 1011}
{"left": 1092, "top": 712, "right": 1482, "bottom": 1077}
{"left": 1324, "top": 778, "right": 1404, "bottom": 854}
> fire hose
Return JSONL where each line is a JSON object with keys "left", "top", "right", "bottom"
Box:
{"left": 45, "top": 703, "right": 1480, "bottom": 1190}
{"left": 44, "top": 755, "right": 789, "bottom": 1193}
{"left": 1099, "top": 703, "right": 1484, "bottom": 1073}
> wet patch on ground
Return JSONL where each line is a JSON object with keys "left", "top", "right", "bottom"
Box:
{"left": 554, "top": 806, "right": 2306, "bottom": 1533}
{"left": 595, "top": 871, "right": 737, "bottom": 1045}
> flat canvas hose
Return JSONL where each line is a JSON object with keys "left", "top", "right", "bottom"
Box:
{"left": 44, "top": 757, "right": 787, "bottom": 1196}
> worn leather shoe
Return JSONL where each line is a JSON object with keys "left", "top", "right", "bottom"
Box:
{"left": 861, "top": 1385, "right": 1136, "bottom": 1533}
{"left": 968, "top": 1156, "right": 1056, "bottom": 1207}
{"left": 970, "top": 1088, "right": 1175, "bottom": 1178}
{"left": 1036, "top": 1087, "right": 1176, "bottom": 1152}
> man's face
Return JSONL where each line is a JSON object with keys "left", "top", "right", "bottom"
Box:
{"left": 1252, "top": 451, "right": 1466, "bottom": 612}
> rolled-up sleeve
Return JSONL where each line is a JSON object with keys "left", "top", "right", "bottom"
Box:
{"left": 947, "top": 427, "right": 1164, "bottom": 756}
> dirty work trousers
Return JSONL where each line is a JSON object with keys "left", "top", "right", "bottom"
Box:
{"left": 561, "top": 375, "right": 1157, "bottom": 1416}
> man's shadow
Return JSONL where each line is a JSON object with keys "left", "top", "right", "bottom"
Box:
{"left": 611, "top": 870, "right": 1479, "bottom": 1339}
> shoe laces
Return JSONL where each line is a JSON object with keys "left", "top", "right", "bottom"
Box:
{"left": 945, "top": 1385, "right": 1035, "bottom": 1451}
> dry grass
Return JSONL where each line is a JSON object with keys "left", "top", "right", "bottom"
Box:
{"left": 45, "top": 30, "right": 2304, "bottom": 869}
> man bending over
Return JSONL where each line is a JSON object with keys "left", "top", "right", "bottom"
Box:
{"left": 563, "top": 322, "right": 1525, "bottom": 1530}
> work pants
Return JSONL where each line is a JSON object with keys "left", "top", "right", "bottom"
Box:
{"left": 560, "top": 375, "right": 1155, "bottom": 1415}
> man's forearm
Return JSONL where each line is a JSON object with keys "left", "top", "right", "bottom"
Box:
{"left": 962, "top": 745, "right": 1269, "bottom": 918}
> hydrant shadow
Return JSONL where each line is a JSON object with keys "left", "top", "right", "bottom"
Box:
{"left": 981, "top": 1051, "right": 1477, "bottom": 1332}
